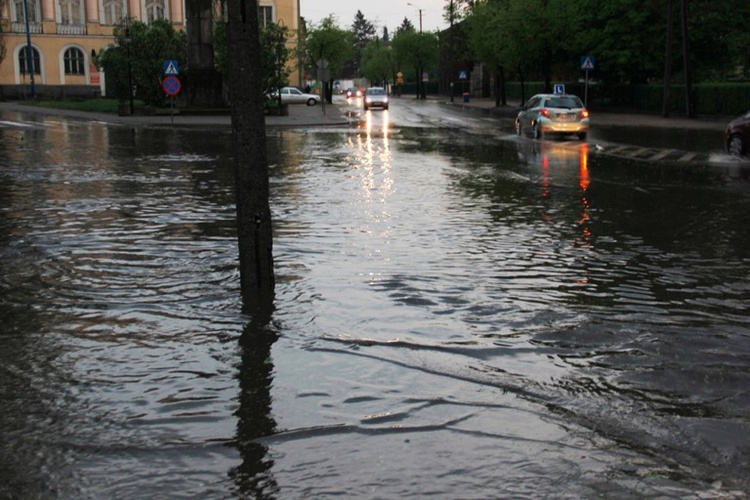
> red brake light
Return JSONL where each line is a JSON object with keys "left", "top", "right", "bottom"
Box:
{"left": 540, "top": 109, "right": 551, "bottom": 118}
{"left": 581, "top": 109, "right": 589, "bottom": 118}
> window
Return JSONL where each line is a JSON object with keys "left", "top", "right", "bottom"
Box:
{"left": 102, "top": 0, "right": 124, "bottom": 25}
{"left": 258, "top": 5, "right": 273, "bottom": 27}
{"left": 59, "top": 0, "right": 83, "bottom": 24}
{"left": 64, "top": 47, "right": 85, "bottom": 75}
{"left": 145, "top": 0, "right": 165, "bottom": 23}
{"left": 13, "top": 0, "right": 40, "bottom": 23}
{"left": 19, "top": 46, "right": 41, "bottom": 74}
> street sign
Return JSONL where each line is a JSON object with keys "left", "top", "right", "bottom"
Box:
{"left": 164, "top": 60, "right": 179, "bottom": 75}
{"left": 162, "top": 75, "right": 181, "bottom": 96}
{"left": 554, "top": 84, "right": 565, "bottom": 95}
{"left": 581, "top": 56, "right": 595, "bottom": 71}
{"left": 458, "top": 70, "right": 468, "bottom": 80}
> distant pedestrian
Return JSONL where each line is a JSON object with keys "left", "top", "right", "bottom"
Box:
{"left": 305, "top": 84, "right": 311, "bottom": 93}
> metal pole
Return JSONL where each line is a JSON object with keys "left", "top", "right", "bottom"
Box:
{"left": 22, "top": 0, "right": 35, "bottom": 98}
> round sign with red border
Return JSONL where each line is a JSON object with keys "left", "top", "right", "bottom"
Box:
{"left": 163, "top": 75, "right": 182, "bottom": 96}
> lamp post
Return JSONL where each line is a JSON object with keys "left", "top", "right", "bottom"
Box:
{"left": 407, "top": 2, "right": 423, "bottom": 32}
{"left": 124, "top": 27, "right": 134, "bottom": 115}
{"left": 22, "top": 0, "right": 36, "bottom": 98}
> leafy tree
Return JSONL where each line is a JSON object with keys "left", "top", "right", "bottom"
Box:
{"left": 305, "top": 16, "right": 353, "bottom": 102}
{"left": 361, "top": 39, "right": 394, "bottom": 87}
{"left": 392, "top": 30, "right": 439, "bottom": 99}
{"left": 97, "top": 19, "right": 187, "bottom": 107}
{"left": 466, "top": 0, "right": 511, "bottom": 106}
{"left": 214, "top": 21, "right": 291, "bottom": 94}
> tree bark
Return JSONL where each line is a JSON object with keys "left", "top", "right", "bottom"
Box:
{"left": 227, "top": 0, "right": 275, "bottom": 314}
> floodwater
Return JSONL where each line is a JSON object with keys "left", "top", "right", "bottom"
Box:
{"left": 1, "top": 106, "right": 749, "bottom": 499}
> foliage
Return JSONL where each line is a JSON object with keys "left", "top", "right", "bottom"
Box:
{"left": 304, "top": 17, "right": 353, "bottom": 81}
{"left": 96, "top": 19, "right": 187, "bottom": 107}
{"left": 395, "top": 18, "right": 415, "bottom": 36}
{"left": 345, "top": 10, "right": 377, "bottom": 77}
{"left": 392, "top": 30, "right": 439, "bottom": 98}
{"left": 360, "top": 39, "right": 394, "bottom": 86}
{"left": 214, "top": 20, "right": 291, "bottom": 93}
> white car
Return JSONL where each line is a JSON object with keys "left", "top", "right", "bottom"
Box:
{"left": 363, "top": 87, "right": 389, "bottom": 111}
{"left": 266, "top": 86, "right": 321, "bottom": 106}
{"left": 515, "top": 93, "right": 589, "bottom": 140}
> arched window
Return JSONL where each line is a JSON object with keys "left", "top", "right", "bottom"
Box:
{"left": 145, "top": 0, "right": 165, "bottom": 23}
{"left": 102, "top": 0, "right": 124, "bottom": 25}
{"left": 64, "top": 47, "right": 85, "bottom": 75}
{"left": 18, "top": 46, "right": 41, "bottom": 75}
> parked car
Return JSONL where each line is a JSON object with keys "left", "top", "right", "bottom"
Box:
{"left": 266, "top": 86, "right": 321, "bottom": 106}
{"left": 363, "top": 87, "right": 389, "bottom": 111}
{"left": 726, "top": 110, "right": 750, "bottom": 157}
{"left": 346, "top": 87, "right": 362, "bottom": 98}
{"left": 516, "top": 93, "right": 590, "bottom": 140}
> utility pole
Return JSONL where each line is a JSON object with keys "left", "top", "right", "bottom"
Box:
{"left": 408, "top": 2, "right": 423, "bottom": 32}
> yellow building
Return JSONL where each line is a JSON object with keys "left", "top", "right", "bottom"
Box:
{"left": 0, "top": 0, "right": 301, "bottom": 99}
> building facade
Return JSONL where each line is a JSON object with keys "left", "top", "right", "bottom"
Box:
{"left": 0, "top": 0, "right": 300, "bottom": 98}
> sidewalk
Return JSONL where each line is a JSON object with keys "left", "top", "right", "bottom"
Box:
{"left": 0, "top": 100, "right": 349, "bottom": 129}
{"left": 447, "top": 96, "right": 729, "bottom": 131}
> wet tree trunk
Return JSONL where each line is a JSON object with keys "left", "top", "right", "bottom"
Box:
{"left": 227, "top": 0, "right": 275, "bottom": 314}
{"left": 663, "top": 0, "right": 673, "bottom": 117}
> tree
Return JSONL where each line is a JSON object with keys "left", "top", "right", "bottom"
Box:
{"left": 361, "top": 39, "right": 394, "bottom": 87}
{"left": 466, "top": 0, "right": 511, "bottom": 106}
{"left": 395, "top": 18, "right": 415, "bottom": 35}
{"left": 97, "top": 19, "right": 187, "bottom": 107}
{"left": 305, "top": 17, "right": 353, "bottom": 103}
{"left": 214, "top": 21, "right": 291, "bottom": 94}
{"left": 226, "top": 0, "right": 275, "bottom": 313}
{"left": 345, "top": 10, "right": 377, "bottom": 77}
{"left": 392, "top": 30, "right": 439, "bottom": 99}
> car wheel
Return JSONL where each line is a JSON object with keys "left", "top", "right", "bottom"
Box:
{"left": 533, "top": 122, "right": 543, "bottom": 140}
{"left": 728, "top": 134, "right": 745, "bottom": 157}
{"left": 306, "top": 98, "right": 317, "bottom": 106}
{"left": 578, "top": 132, "right": 587, "bottom": 141}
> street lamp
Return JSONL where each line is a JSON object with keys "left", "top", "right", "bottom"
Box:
{"left": 407, "top": 2, "right": 423, "bottom": 32}
{"left": 124, "top": 26, "right": 134, "bottom": 115}
{"left": 22, "top": 0, "right": 36, "bottom": 98}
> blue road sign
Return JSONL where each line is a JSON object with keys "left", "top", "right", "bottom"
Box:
{"left": 581, "top": 56, "right": 595, "bottom": 71}
{"left": 162, "top": 75, "right": 181, "bottom": 96}
{"left": 554, "top": 84, "right": 565, "bottom": 95}
{"left": 458, "top": 70, "right": 468, "bottom": 80}
{"left": 164, "top": 60, "right": 179, "bottom": 75}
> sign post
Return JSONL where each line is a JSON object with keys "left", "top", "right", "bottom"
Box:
{"left": 163, "top": 60, "right": 181, "bottom": 123}
{"left": 316, "top": 58, "right": 330, "bottom": 116}
{"left": 581, "top": 56, "right": 595, "bottom": 106}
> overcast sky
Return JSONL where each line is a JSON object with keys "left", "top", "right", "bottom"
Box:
{"left": 301, "top": 0, "right": 449, "bottom": 34}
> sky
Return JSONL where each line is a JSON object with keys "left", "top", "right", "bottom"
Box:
{"left": 300, "top": 0, "right": 449, "bottom": 35}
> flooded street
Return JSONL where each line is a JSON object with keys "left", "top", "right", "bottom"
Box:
{"left": 1, "top": 102, "right": 750, "bottom": 498}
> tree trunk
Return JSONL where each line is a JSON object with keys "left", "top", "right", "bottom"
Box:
{"left": 663, "top": 0, "right": 673, "bottom": 117}
{"left": 227, "top": 0, "right": 275, "bottom": 314}
{"left": 681, "top": 0, "right": 694, "bottom": 118}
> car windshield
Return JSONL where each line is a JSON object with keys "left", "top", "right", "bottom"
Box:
{"left": 367, "top": 88, "right": 386, "bottom": 95}
{"left": 544, "top": 97, "right": 583, "bottom": 109}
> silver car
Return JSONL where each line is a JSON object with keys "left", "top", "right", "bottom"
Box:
{"left": 515, "top": 93, "right": 589, "bottom": 140}
{"left": 267, "top": 86, "right": 321, "bottom": 106}
{"left": 363, "top": 87, "right": 389, "bottom": 111}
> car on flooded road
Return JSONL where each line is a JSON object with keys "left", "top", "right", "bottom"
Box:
{"left": 516, "top": 93, "right": 590, "bottom": 140}
{"left": 363, "top": 87, "right": 389, "bottom": 111}
{"left": 726, "top": 110, "right": 750, "bottom": 157}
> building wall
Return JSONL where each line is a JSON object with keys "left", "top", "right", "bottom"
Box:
{"left": 0, "top": 0, "right": 300, "bottom": 94}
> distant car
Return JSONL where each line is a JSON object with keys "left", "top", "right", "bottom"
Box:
{"left": 726, "top": 110, "right": 750, "bottom": 157}
{"left": 516, "top": 93, "right": 589, "bottom": 140}
{"left": 346, "top": 87, "right": 362, "bottom": 98}
{"left": 266, "top": 86, "right": 321, "bottom": 106}
{"left": 364, "top": 87, "right": 389, "bottom": 111}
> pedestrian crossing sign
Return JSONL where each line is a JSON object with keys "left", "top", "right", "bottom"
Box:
{"left": 164, "top": 60, "right": 179, "bottom": 76}
{"left": 581, "top": 56, "right": 595, "bottom": 71}
{"left": 458, "top": 70, "right": 468, "bottom": 80}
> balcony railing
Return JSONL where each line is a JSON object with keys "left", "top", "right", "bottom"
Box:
{"left": 11, "top": 21, "right": 42, "bottom": 33}
{"left": 57, "top": 23, "right": 87, "bottom": 35}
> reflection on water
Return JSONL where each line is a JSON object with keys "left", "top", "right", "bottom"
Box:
{"left": 1, "top": 108, "right": 749, "bottom": 498}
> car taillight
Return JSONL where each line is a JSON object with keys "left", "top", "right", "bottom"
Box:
{"left": 540, "top": 109, "right": 551, "bottom": 118}
{"left": 581, "top": 109, "right": 589, "bottom": 118}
